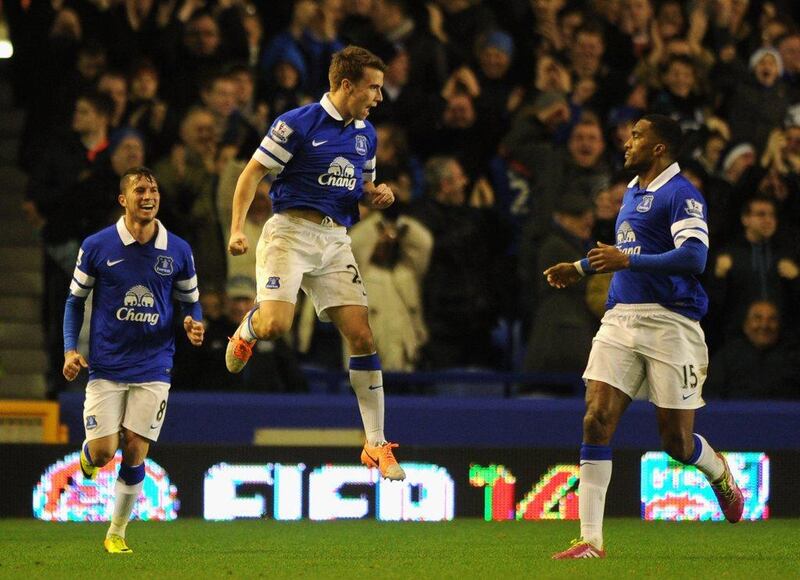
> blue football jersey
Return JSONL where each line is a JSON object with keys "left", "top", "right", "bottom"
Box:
{"left": 69, "top": 218, "right": 200, "bottom": 383}
{"left": 252, "top": 94, "right": 377, "bottom": 227}
{"left": 607, "top": 163, "right": 709, "bottom": 320}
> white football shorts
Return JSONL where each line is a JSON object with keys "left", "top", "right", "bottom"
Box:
{"left": 255, "top": 213, "right": 368, "bottom": 321}
{"left": 583, "top": 303, "right": 708, "bottom": 409}
{"left": 83, "top": 379, "right": 170, "bottom": 441}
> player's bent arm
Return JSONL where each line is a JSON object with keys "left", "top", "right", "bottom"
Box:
{"left": 628, "top": 238, "right": 708, "bottom": 275}
{"left": 230, "top": 158, "right": 272, "bottom": 235}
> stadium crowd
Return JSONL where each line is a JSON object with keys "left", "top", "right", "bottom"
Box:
{"left": 5, "top": 0, "right": 800, "bottom": 399}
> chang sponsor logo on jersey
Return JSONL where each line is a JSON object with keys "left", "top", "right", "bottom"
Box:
{"left": 116, "top": 285, "right": 160, "bottom": 325}
{"left": 615, "top": 221, "right": 642, "bottom": 255}
{"left": 318, "top": 156, "right": 357, "bottom": 190}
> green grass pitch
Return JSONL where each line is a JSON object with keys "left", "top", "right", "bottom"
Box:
{"left": 1, "top": 518, "right": 797, "bottom": 578}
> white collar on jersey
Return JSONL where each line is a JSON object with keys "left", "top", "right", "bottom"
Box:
{"left": 627, "top": 162, "right": 681, "bottom": 192}
{"left": 320, "top": 93, "right": 366, "bottom": 129}
{"left": 116, "top": 217, "right": 168, "bottom": 249}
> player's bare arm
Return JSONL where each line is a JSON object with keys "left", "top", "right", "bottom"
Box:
{"left": 544, "top": 262, "right": 584, "bottom": 288}
{"left": 588, "top": 241, "right": 631, "bottom": 273}
{"left": 183, "top": 316, "right": 205, "bottom": 346}
{"left": 62, "top": 350, "right": 88, "bottom": 382}
{"left": 229, "top": 158, "right": 271, "bottom": 256}
{"left": 363, "top": 181, "right": 395, "bottom": 209}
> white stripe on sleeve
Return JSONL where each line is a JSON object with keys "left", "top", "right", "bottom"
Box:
{"left": 69, "top": 280, "right": 91, "bottom": 297}
{"left": 364, "top": 156, "right": 376, "bottom": 170}
{"left": 72, "top": 267, "right": 95, "bottom": 287}
{"left": 363, "top": 170, "right": 376, "bottom": 183}
{"left": 175, "top": 275, "right": 197, "bottom": 291}
{"left": 173, "top": 289, "right": 200, "bottom": 303}
{"left": 674, "top": 229, "right": 709, "bottom": 248}
{"left": 671, "top": 217, "right": 708, "bottom": 236}
{"left": 253, "top": 148, "right": 285, "bottom": 173}
{"left": 261, "top": 136, "right": 292, "bottom": 163}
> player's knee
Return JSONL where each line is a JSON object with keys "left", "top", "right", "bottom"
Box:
{"left": 345, "top": 328, "right": 374, "bottom": 354}
{"left": 121, "top": 432, "right": 150, "bottom": 464}
{"left": 582, "top": 410, "right": 612, "bottom": 443}
{"left": 90, "top": 447, "right": 116, "bottom": 467}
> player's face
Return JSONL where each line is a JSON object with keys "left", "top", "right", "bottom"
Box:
{"left": 120, "top": 176, "right": 160, "bottom": 223}
{"left": 623, "top": 119, "right": 660, "bottom": 171}
{"left": 346, "top": 67, "right": 384, "bottom": 120}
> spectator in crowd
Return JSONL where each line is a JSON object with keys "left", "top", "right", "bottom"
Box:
{"left": 260, "top": 0, "right": 344, "bottom": 98}
{"left": 501, "top": 90, "right": 572, "bottom": 241}
{"left": 155, "top": 106, "right": 227, "bottom": 291}
{"left": 349, "top": 204, "right": 433, "bottom": 371}
{"left": 706, "top": 300, "right": 800, "bottom": 399}
{"left": 365, "top": 41, "right": 423, "bottom": 129}
{"left": 97, "top": 70, "right": 129, "bottom": 130}
{"left": 126, "top": 59, "right": 172, "bottom": 160}
{"left": 199, "top": 71, "right": 260, "bottom": 158}
{"left": 649, "top": 55, "right": 708, "bottom": 133}
{"left": 370, "top": 0, "right": 448, "bottom": 93}
{"left": 161, "top": 10, "right": 231, "bottom": 113}
{"left": 725, "top": 47, "right": 789, "bottom": 152}
{"left": 523, "top": 194, "right": 598, "bottom": 385}
{"left": 707, "top": 195, "right": 800, "bottom": 341}
{"left": 563, "top": 113, "right": 612, "bottom": 201}
{"left": 777, "top": 32, "right": 800, "bottom": 101}
{"left": 411, "top": 156, "right": 503, "bottom": 368}
{"left": 229, "top": 64, "right": 269, "bottom": 136}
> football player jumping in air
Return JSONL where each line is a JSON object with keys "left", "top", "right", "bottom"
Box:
{"left": 225, "top": 46, "right": 404, "bottom": 481}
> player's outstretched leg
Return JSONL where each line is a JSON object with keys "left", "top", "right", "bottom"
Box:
{"left": 104, "top": 462, "right": 145, "bottom": 554}
{"left": 226, "top": 306, "right": 258, "bottom": 373}
{"left": 686, "top": 434, "right": 743, "bottom": 523}
{"left": 349, "top": 352, "right": 405, "bottom": 481}
{"left": 79, "top": 440, "right": 99, "bottom": 480}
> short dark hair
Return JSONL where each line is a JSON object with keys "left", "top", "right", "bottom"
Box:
{"left": 742, "top": 194, "right": 777, "bottom": 215}
{"left": 120, "top": 166, "right": 157, "bottom": 193}
{"left": 329, "top": 46, "right": 386, "bottom": 90}
{"left": 76, "top": 90, "right": 115, "bottom": 120}
{"left": 640, "top": 114, "right": 683, "bottom": 157}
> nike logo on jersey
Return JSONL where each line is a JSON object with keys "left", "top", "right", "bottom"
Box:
{"left": 312, "top": 139, "right": 328, "bottom": 147}
{"left": 107, "top": 259, "right": 125, "bottom": 267}
{"left": 368, "top": 385, "right": 383, "bottom": 390}
{"left": 682, "top": 392, "right": 695, "bottom": 400}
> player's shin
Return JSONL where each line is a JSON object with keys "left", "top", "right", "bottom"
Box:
{"left": 107, "top": 462, "right": 145, "bottom": 539}
{"left": 349, "top": 353, "right": 385, "bottom": 446}
{"left": 579, "top": 443, "right": 613, "bottom": 550}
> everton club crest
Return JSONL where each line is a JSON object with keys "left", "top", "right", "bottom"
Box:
{"left": 355, "top": 134, "right": 368, "bottom": 156}
{"left": 154, "top": 255, "right": 174, "bottom": 276}
{"left": 636, "top": 194, "right": 654, "bottom": 213}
